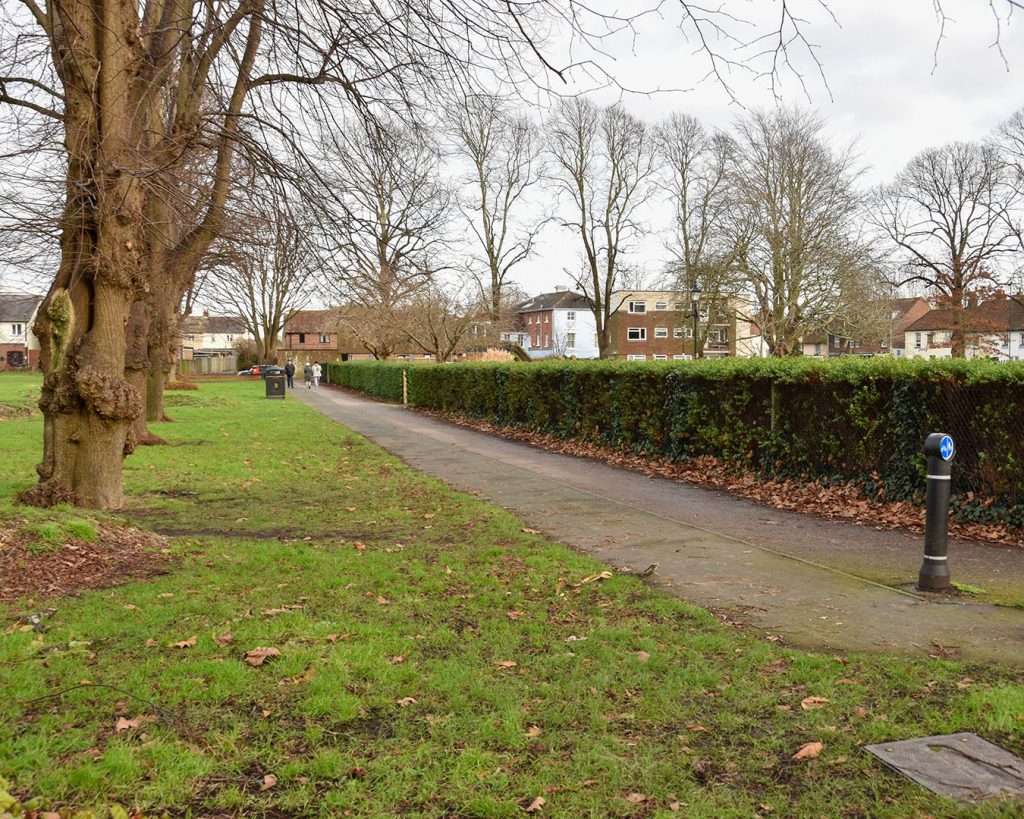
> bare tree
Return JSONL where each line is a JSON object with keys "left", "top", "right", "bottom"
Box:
{"left": 655, "top": 113, "right": 743, "bottom": 356}
{"left": 548, "top": 99, "right": 655, "bottom": 359}
{"left": 728, "top": 108, "right": 866, "bottom": 356}
{"left": 392, "top": 277, "right": 479, "bottom": 363}
{"left": 872, "top": 140, "right": 1024, "bottom": 357}
{"left": 449, "top": 95, "right": 544, "bottom": 323}
{"left": 321, "top": 121, "right": 453, "bottom": 359}
{"left": 207, "top": 190, "right": 317, "bottom": 363}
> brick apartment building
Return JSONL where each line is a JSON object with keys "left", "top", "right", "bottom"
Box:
{"left": 605, "top": 291, "right": 761, "bottom": 360}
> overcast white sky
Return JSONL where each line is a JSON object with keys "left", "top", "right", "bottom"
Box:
{"left": 511, "top": 0, "right": 1024, "bottom": 297}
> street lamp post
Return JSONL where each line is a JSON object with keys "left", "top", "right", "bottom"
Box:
{"left": 690, "top": 285, "right": 702, "bottom": 359}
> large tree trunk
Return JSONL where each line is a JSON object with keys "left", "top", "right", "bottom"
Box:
{"left": 23, "top": 0, "right": 146, "bottom": 509}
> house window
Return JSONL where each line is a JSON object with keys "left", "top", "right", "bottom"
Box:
{"left": 832, "top": 337, "right": 839, "bottom": 349}
{"left": 654, "top": 301, "right": 668, "bottom": 311}
{"left": 185, "top": 334, "right": 195, "bottom": 342}
{"left": 627, "top": 354, "right": 647, "bottom": 361}
{"left": 672, "top": 354, "right": 690, "bottom": 360}
{"left": 566, "top": 311, "right": 576, "bottom": 322}
{"left": 319, "top": 334, "right": 330, "bottom": 344}
{"left": 544, "top": 335, "right": 549, "bottom": 347}
{"left": 1019, "top": 332, "right": 1023, "bottom": 346}
{"left": 628, "top": 300, "right": 646, "bottom": 314}
{"left": 627, "top": 327, "right": 647, "bottom": 341}
{"left": 11, "top": 323, "right": 22, "bottom": 335}
{"left": 544, "top": 314, "right": 549, "bottom": 323}
{"left": 654, "top": 327, "right": 668, "bottom": 338}
{"left": 653, "top": 354, "right": 668, "bottom": 360}
{"left": 528, "top": 316, "right": 533, "bottom": 324}
{"left": 673, "top": 302, "right": 685, "bottom": 311}
{"left": 226, "top": 334, "right": 233, "bottom": 342}
{"left": 566, "top": 332, "right": 576, "bottom": 348}
{"left": 914, "top": 332, "right": 921, "bottom": 348}
{"left": 299, "top": 333, "right": 306, "bottom": 344}
{"left": 673, "top": 327, "right": 682, "bottom": 338}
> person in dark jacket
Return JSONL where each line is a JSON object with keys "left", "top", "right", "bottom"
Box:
{"left": 303, "top": 362, "right": 313, "bottom": 388}
{"left": 284, "top": 360, "right": 295, "bottom": 389}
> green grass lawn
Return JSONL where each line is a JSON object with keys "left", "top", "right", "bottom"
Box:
{"left": 1, "top": 374, "right": 1023, "bottom": 817}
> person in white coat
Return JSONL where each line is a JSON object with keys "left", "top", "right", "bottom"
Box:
{"left": 312, "top": 361, "right": 322, "bottom": 388}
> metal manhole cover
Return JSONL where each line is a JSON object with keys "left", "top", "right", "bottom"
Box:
{"left": 866, "top": 732, "right": 1024, "bottom": 803}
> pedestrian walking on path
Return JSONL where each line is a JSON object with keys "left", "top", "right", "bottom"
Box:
{"left": 312, "top": 361, "right": 322, "bottom": 388}
{"left": 303, "top": 362, "right": 313, "bottom": 389}
{"left": 284, "top": 360, "right": 295, "bottom": 389}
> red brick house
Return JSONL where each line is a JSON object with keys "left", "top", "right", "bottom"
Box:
{"left": 281, "top": 310, "right": 342, "bottom": 353}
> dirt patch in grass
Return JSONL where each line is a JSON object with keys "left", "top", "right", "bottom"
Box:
{"left": 0, "top": 524, "right": 172, "bottom": 603}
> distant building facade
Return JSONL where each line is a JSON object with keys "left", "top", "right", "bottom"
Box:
{"left": 0, "top": 293, "right": 43, "bottom": 370}
{"left": 512, "top": 289, "right": 599, "bottom": 359}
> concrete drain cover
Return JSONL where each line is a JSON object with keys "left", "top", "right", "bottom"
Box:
{"left": 866, "top": 733, "right": 1024, "bottom": 803}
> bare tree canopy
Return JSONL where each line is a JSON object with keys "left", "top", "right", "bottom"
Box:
{"left": 206, "top": 187, "right": 317, "bottom": 363}
{"left": 654, "top": 113, "right": 742, "bottom": 355}
{"left": 548, "top": 98, "right": 655, "bottom": 358}
{"left": 449, "top": 94, "right": 544, "bottom": 324}
{"left": 729, "top": 108, "right": 867, "bottom": 356}
{"left": 872, "top": 140, "right": 1024, "bottom": 356}
{"left": 320, "top": 121, "right": 452, "bottom": 359}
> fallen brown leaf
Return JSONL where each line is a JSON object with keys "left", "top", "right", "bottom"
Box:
{"left": 793, "top": 741, "right": 823, "bottom": 760}
{"left": 625, "top": 793, "right": 647, "bottom": 804}
{"left": 170, "top": 635, "right": 197, "bottom": 649}
{"left": 521, "top": 528, "right": 541, "bottom": 535}
{"left": 496, "top": 660, "right": 518, "bottom": 669}
{"left": 396, "top": 696, "right": 417, "bottom": 707}
{"left": 525, "top": 725, "right": 542, "bottom": 738}
{"left": 213, "top": 630, "right": 233, "bottom": 647}
{"left": 506, "top": 610, "right": 524, "bottom": 620}
{"left": 260, "top": 774, "right": 277, "bottom": 791}
{"left": 326, "top": 632, "right": 354, "bottom": 643}
{"left": 244, "top": 646, "right": 281, "bottom": 667}
{"left": 524, "top": 796, "right": 545, "bottom": 813}
{"left": 800, "top": 696, "right": 830, "bottom": 710}
{"left": 634, "top": 650, "right": 650, "bottom": 663}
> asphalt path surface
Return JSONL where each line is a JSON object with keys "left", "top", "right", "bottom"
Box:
{"left": 295, "top": 385, "right": 1024, "bottom": 664}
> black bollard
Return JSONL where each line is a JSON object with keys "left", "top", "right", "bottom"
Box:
{"left": 917, "top": 433, "right": 955, "bottom": 592}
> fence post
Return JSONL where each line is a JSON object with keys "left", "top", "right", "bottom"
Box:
{"left": 917, "top": 433, "right": 955, "bottom": 592}
{"left": 402, "top": 369, "right": 408, "bottom": 406}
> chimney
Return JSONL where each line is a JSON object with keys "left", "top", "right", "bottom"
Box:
{"left": 554, "top": 285, "right": 568, "bottom": 292}
{"left": 203, "top": 309, "right": 209, "bottom": 317}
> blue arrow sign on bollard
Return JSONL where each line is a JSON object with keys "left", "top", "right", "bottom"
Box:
{"left": 939, "top": 435, "right": 955, "bottom": 461}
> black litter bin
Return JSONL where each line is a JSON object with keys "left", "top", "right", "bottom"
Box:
{"left": 265, "top": 374, "right": 286, "bottom": 399}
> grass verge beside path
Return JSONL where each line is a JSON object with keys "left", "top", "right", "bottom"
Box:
{"left": 1, "top": 375, "right": 1023, "bottom": 817}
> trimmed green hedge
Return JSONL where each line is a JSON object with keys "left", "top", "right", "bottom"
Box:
{"left": 327, "top": 358, "right": 1024, "bottom": 527}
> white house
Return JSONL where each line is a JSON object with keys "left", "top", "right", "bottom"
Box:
{"left": 514, "top": 288, "right": 599, "bottom": 359}
{"left": 904, "top": 299, "right": 1024, "bottom": 360}
{"left": 0, "top": 292, "right": 43, "bottom": 370}
{"left": 179, "top": 312, "right": 251, "bottom": 373}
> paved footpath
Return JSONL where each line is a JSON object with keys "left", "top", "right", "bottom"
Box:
{"left": 295, "top": 386, "right": 1024, "bottom": 664}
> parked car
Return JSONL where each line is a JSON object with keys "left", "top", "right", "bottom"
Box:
{"left": 237, "top": 367, "right": 256, "bottom": 376}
